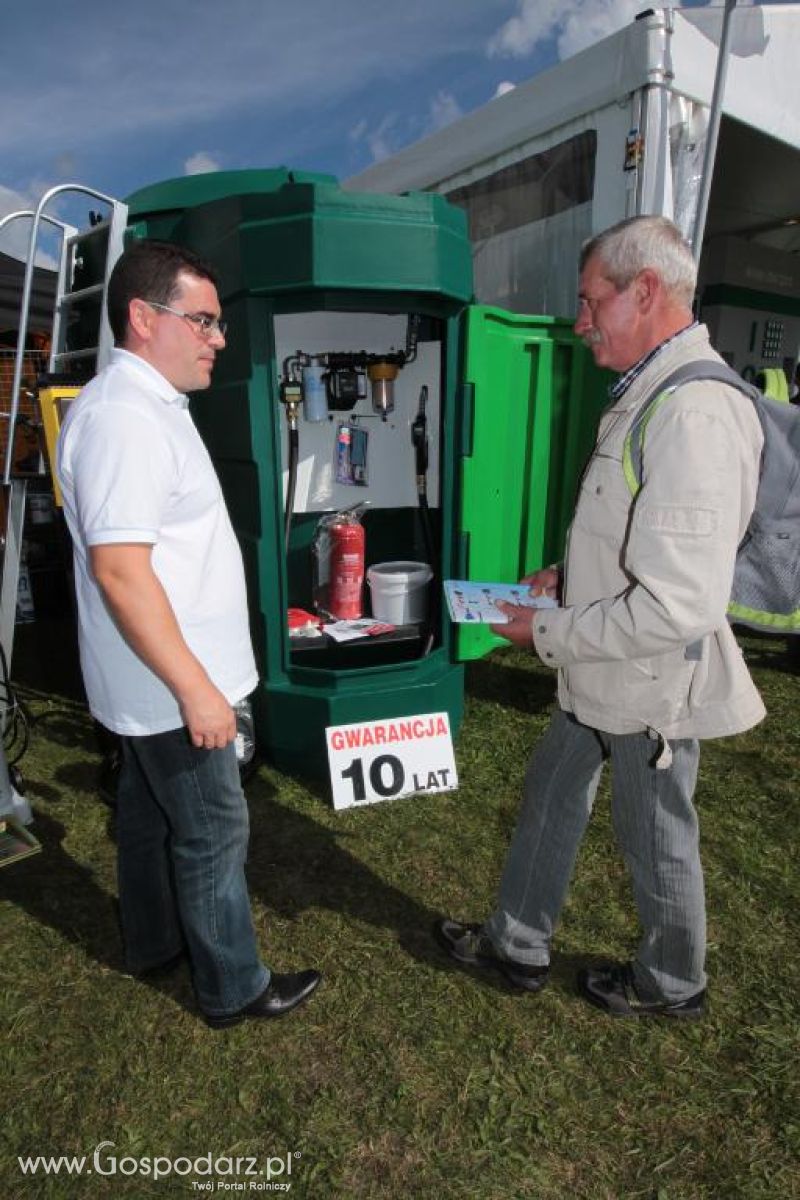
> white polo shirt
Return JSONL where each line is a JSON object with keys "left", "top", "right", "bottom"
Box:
{"left": 57, "top": 349, "right": 258, "bottom": 736}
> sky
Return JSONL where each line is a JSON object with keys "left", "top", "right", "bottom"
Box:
{"left": 0, "top": 0, "right": 764, "bottom": 262}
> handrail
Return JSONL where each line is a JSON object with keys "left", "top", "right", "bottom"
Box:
{"left": 4, "top": 184, "right": 119, "bottom": 483}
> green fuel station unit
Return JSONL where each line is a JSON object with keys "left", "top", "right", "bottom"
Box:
{"left": 123, "top": 169, "right": 607, "bottom": 779}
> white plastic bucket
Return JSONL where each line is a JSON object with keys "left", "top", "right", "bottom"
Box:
{"left": 367, "top": 561, "right": 433, "bottom": 625}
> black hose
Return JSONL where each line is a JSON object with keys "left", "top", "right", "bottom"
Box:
{"left": 418, "top": 492, "right": 439, "bottom": 658}
{"left": 411, "top": 385, "right": 438, "bottom": 657}
{"left": 404, "top": 313, "right": 420, "bottom": 364}
{"left": 418, "top": 492, "right": 436, "bottom": 578}
{"left": 284, "top": 425, "right": 299, "bottom": 553}
{"left": 0, "top": 639, "right": 29, "bottom": 767}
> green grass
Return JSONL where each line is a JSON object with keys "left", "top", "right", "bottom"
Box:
{"left": 1, "top": 631, "right": 798, "bottom": 1199}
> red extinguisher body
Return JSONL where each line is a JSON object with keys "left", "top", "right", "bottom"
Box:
{"left": 328, "top": 521, "right": 365, "bottom": 619}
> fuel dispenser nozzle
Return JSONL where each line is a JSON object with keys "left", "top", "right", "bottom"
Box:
{"left": 411, "top": 385, "right": 429, "bottom": 495}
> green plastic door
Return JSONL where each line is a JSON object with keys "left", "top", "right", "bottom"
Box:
{"left": 455, "top": 306, "right": 609, "bottom": 661}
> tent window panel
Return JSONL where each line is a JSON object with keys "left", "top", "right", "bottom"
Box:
{"left": 469, "top": 204, "right": 593, "bottom": 318}
{"left": 446, "top": 130, "right": 597, "bottom": 241}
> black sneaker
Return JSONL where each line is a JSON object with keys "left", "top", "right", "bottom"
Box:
{"left": 433, "top": 918, "right": 549, "bottom": 992}
{"left": 578, "top": 961, "right": 706, "bottom": 1019}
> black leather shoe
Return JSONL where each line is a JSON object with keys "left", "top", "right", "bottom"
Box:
{"left": 578, "top": 961, "right": 706, "bottom": 1019}
{"left": 205, "top": 970, "right": 321, "bottom": 1029}
{"left": 434, "top": 918, "right": 549, "bottom": 992}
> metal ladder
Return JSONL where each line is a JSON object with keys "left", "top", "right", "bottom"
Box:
{"left": 0, "top": 185, "right": 127, "bottom": 698}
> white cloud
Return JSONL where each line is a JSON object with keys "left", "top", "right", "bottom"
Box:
{"left": 0, "top": 185, "right": 34, "bottom": 260}
{"left": 349, "top": 113, "right": 402, "bottom": 164}
{"left": 367, "top": 116, "right": 400, "bottom": 164}
{"left": 488, "top": 0, "right": 562, "bottom": 58}
{"left": 350, "top": 87, "right": 462, "bottom": 166}
{"left": 0, "top": 1, "right": 500, "bottom": 166}
{"left": 184, "top": 152, "right": 221, "bottom": 175}
{"left": 1, "top": 184, "right": 35, "bottom": 218}
{"left": 488, "top": 0, "right": 647, "bottom": 62}
{"left": 0, "top": 184, "right": 60, "bottom": 266}
{"left": 557, "top": 0, "right": 641, "bottom": 59}
{"left": 494, "top": 81, "right": 516, "bottom": 98}
{"left": 427, "top": 90, "right": 463, "bottom": 133}
{"left": 349, "top": 118, "right": 368, "bottom": 143}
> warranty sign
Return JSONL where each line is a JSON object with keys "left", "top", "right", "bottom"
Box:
{"left": 326, "top": 711, "right": 459, "bottom": 811}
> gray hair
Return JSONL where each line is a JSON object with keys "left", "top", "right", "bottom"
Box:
{"left": 580, "top": 216, "right": 697, "bottom": 307}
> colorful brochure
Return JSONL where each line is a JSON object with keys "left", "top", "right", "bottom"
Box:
{"left": 444, "top": 579, "right": 557, "bottom": 624}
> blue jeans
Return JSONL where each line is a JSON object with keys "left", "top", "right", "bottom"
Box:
{"left": 485, "top": 710, "right": 705, "bottom": 1002}
{"left": 116, "top": 728, "right": 270, "bottom": 1016}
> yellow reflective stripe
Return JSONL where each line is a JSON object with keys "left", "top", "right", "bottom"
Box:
{"left": 622, "top": 430, "right": 640, "bottom": 495}
{"left": 728, "top": 601, "right": 800, "bottom": 630}
{"left": 622, "top": 388, "right": 677, "bottom": 497}
{"left": 761, "top": 368, "right": 789, "bottom": 404}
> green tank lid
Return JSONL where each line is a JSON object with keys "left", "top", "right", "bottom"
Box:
{"left": 124, "top": 169, "right": 473, "bottom": 304}
{"left": 125, "top": 167, "right": 336, "bottom": 216}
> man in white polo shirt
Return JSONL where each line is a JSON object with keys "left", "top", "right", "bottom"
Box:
{"left": 57, "top": 239, "right": 320, "bottom": 1028}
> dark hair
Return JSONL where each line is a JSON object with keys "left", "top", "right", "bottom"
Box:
{"left": 106, "top": 239, "right": 219, "bottom": 345}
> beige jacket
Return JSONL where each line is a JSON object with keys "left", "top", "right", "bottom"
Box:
{"left": 532, "top": 324, "right": 766, "bottom": 742}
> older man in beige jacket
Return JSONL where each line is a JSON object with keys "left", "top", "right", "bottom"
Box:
{"left": 436, "top": 215, "right": 765, "bottom": 1018}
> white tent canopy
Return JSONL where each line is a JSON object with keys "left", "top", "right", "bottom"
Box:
{"left": 347, "top": 5, "right": 800, "bottom": 318}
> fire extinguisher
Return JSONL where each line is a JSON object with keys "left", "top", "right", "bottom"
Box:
{"left": 312, "top": 503, "right": 367, "bottom": 620}
{"left": 329, "top": 519, "right": 365, "bottom": 619}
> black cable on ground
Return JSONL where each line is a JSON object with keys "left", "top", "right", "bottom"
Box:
{"left": 0, "top": 639, "right": 30, "bottom": 766}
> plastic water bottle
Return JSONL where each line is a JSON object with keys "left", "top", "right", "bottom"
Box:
{"left": 234, "top": 699, "right": 255, "bottom": 768}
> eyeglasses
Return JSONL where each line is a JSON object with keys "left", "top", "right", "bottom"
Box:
{"left": 145, "top": 300, "right": 227, "bottom": 339}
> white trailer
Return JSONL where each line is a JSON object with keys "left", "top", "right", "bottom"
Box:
{"left": 347, "top": 4, "right": 800, "bottom": 382}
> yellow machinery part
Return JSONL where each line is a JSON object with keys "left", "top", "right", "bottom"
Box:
{"left": 38, "top": 386, "right": 81, "bottom": 507}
